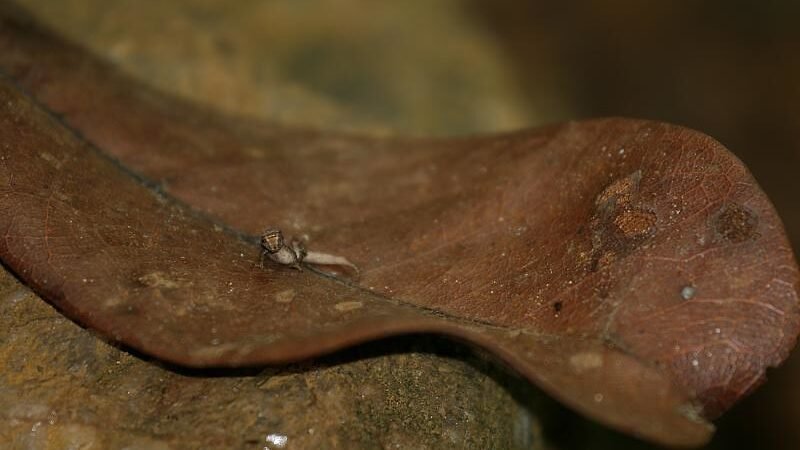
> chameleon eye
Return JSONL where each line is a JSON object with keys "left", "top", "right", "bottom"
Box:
{"left": 261, "top": 229, "right": 284, "bottom": 253}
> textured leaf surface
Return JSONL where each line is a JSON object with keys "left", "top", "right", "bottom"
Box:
{"left": 1, "top": 5, "right": 798, "bottom": 447}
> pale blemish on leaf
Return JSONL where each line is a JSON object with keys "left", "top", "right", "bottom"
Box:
{"left": 137, "top": 272, "right": 183, "bottom": 289}
{"left": 274, "top": 289, "right": 296, "bottom": 304}
{"left": 334, "top": 301, "right": 363, "bottom": 312}
{"left": 569, "top": 352, "right": 604, "bottom": 373}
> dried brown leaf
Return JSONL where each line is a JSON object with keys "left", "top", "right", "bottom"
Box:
{"left": 1, "top": 5, "right": 799, "bottom": 447}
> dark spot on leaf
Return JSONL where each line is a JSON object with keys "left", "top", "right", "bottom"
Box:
{"left": 595, "top": 170, "right": 642, "bottom": 206}
{"left": 713, "top": 203, "right": 759, "bottom": 243}
{"left": 553, "top": 301, "right": 563, "bottom": 313}
{"left": 614, "top": 209, "right": 657, "bottom": 238}
{"left": 589, "top": 171, "right": 657, "bottom": 271}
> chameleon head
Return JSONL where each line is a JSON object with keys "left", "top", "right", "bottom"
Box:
{"left": 261, "top": 229, "right": 285, "bottom": 254}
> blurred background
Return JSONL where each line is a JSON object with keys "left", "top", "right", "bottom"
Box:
{"left": 14, "top": 0, "right": 799, "bottom": 448}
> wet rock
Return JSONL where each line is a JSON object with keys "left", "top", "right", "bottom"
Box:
{"left": 0, "top": 269, "right": 542, "bottom": 449}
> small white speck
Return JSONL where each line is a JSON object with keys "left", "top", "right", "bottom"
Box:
{"left": 618, "top": 148, "right": 625, "bottom": 155}
{"left": 593, "top": 393, "right": 604, "bottom": 402}
{"left": 714, "top": 328, "right": 721, "bottom": 334}
{"left": 691, "top": 359, "right": 699, "bottom": 368}
{"left": 265, "top": 433, "right": 288, "bottom": 448}
{"left": 681, "top": 286, "right": 696, "bottom": 300}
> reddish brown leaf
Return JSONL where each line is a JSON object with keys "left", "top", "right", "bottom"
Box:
{"left": 1, "top": 5, "right": 799, "bottom": 447}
